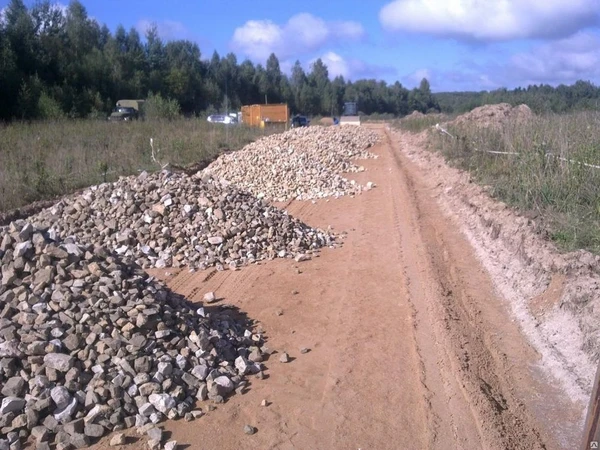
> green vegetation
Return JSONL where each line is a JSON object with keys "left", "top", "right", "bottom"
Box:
{"left": 0, "top": 119, "right": 278, "bottom": 212}
{"left": 419, "top": 112, "right": 600, "bottom": 253}
{"left": 435, "top": 81, "right": 600, "bottom": 114}
{"left": 0, "top": 0, "right": 438, "bottom": 120}
{"left": 395, "top": 113, "right": 453, "bottom": 133}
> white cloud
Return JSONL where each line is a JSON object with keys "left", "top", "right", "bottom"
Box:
{"left": 379, "top": 0, "right": 600, "bottom": 41}
{"left": 406, "top": 68, "right": 432, "bottom": 85}
{"left": 0, "top": 6, "right": 6, "bottom": 25}
{"left": 137, "top": 19, "right": 193, "bottom": 41}
{"left": 416, "top": 31, "right": 600, "bottom": 91}
{"left": 231, "top": 13, "right": 365, "bottom": 61}
{"left": 320, "top": 52, "right": 351, "bottom": 78}
{"left": 311, "top": 52, "right": 398, "bottom": 81}
{"left": 506, "top": 31, "right": 600, "bottom": 85}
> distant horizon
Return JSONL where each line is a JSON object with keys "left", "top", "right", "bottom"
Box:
{"left": 1, "top": 0, "right": 599, "bottom": 92}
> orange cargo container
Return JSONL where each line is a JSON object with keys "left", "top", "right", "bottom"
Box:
{"left": 241, "top": 104, "right": 289, "bottom": 127}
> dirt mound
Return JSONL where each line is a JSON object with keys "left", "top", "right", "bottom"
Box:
{"left": 450, "top": 103, "right": 533, "bottom": 129}
{"left": 319, "top": 117, "right": 334, "bottom": 126}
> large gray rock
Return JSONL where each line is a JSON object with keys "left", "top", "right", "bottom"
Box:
{"left": 148, "top": 394, "right": 176, "bottom": 414}
{"left": 43, "top": 354, "right": 74, "bottom": 372}
{"left": 1, "top": 378, "right": 25, "bottom": 397}
{"left": 50, "top": 386, "right": 72, "bottom": 410}
{"left": 0, "top": 397, "right": 25, "bottom": 415}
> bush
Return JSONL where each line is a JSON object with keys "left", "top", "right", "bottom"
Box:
{"left": 37, "top": 93, "right": 65, "bottom": 120}
{"left": 144, "top": 93, "right": 181, "bottom": 121}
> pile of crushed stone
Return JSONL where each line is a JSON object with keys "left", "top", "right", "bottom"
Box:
{"left": 202, "top": 126, "right": 379, "bottom": 202}
{"left": 24, "top": 170, "right": 335, "bottom": 270}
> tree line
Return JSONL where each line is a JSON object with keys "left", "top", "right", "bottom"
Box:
{"left": 434, "top": 81, "right": 600, "bottom": 115}
{"left": 0, "top": 0, "right": 439, "bottom": 121}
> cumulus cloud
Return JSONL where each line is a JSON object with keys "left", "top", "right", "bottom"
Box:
{"left": 416, "top": 31, "right": 600, "bottom": 91}
{"left": 312, "top": 52, "right": 398, "bottom": 80}
{"left": 137, "top": 19, "right": 194, "bottom": 41}
{"left": 231, "top": 13, "right": 365, "bottom": 61}
{"left": 506, "top": 31, "right": 600, "bottom": 84}
{"left": 379, "top": 0, "right": 600, "bottom": 41}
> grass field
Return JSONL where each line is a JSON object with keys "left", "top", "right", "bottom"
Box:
{"left": 0, "top": 119, "right": 281, "bottom": 212}
{"left": 402, "top": 111, "right": 600, "bottom": 253}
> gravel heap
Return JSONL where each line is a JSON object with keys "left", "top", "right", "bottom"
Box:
{"left": 27, "top": 171, "right": 335, "bottom": 270}
{"left": 203, "top": 126, "right": 379, "bottom": 202}
{"left": 0, "top": 221, "right": 265, "bottom": 449}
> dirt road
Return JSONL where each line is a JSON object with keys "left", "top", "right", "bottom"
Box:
{"left": 93, "top": 125, "right": 583, "bottom": 449}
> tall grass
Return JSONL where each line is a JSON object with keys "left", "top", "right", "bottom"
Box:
{"left": 422, "top": 111, "right": 600, "bottom": 253}
{"left": 395, "top": 113, "right": 453, "bottom": 133}
{"left": 0, "top": 119, "right": 282, "bottom": 212}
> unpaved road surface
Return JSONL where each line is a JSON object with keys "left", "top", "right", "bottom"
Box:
{"left": 92, "top": 125, "right": 582, "bottom": 449}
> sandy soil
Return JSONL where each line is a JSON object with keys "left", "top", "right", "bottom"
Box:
{"left": 88, "top": 125, "right": 584, "bottom": 450}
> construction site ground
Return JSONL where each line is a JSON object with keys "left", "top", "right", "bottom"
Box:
{"left": 91, "top": 124, "right": 584, "bottom": 449}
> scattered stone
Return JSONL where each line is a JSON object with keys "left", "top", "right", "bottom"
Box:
{"left": 260, "top": 399, "right": 268, "bottom": 407}
{"left": 243, "top": 425, "right": 256, "bottom": 435}
{"left": 279, "top": 353, "right": 290, "bottom": 363}
{"left": 146, "top": 427, "right": 163, "bottom": 442}
{"left": 294, "top": 254, "right": 311, "bottom": 262}
{"left": 109, "top": 433, "right": 126, "bottom": 446}
{"left": 164, "top": 441, "right": 177, "bottom": 450}
{"left": 203, "top": 292, "right": 217, "bottom": 304}
{"left": 300, "top": 347, "right": 310, "bottom": 354}
{"left": 147, "top": 439, "right": 160, "bottom": 450}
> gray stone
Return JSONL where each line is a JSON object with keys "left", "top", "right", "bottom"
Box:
{"left": 146, "top": 427, "right": 162, "bottom": 442}
{"left": 51, "top": 386, "right": 72, "bottom": 410}
{"left": 110, "top": 433, "right": 126, "bottom": 446}
{"left": 53, "top": 398, "right": 77, "bottom": 422}
{"left": 148, "top": 394, "right": 175, "bottom": 414}
{"left": 212, "top": 376, "right": 234, "bottom": 395}
{"left": 83, "top": 423, "right": 104, "bottom": 438}
{"left": 191, "top": 365, "right": 209, "bottom": 381}
{"left": 147, "top": 439, "right": 160, "bottom": 450}
{"left": 63, "top": 419, "right": 84, "bottom": 436}
{"left": 279, "top": 352, "right": 290, "bottom": 363}
{"left": 1, "top": 378, "right": 25, "bottom": 397}
{"left": 202, "top": 292, "right": 217, "bottom": 303}
{"left": 244, "top": 425, "right": 256, "bottom": 435}
{"left": 0, "top": 398, "right": 25, "bottom": 415}
{"left": 43, "top": 354, "right": 74, "bottom": 372}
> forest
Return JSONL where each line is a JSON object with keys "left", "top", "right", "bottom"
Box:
{"left": 0, "top": 0, "right": 439, "bottom": 121}
{"left": 435, "top": 81, "right": 600, "bottom": 115}
{"left": 3, "top": 0, "right": 600, "bottom": 122}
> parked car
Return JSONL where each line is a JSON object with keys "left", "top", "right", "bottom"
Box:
{"left": 207, "top": 114, "right": 237, "bottom": 124}
{"left": 108, "top": 106, "right": 138, "bottom": 121}
{"left": 291, "top": 115, "right": 310, "bottom": 128}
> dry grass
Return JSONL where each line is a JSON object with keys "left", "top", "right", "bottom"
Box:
{"left": 0, "top": 119, "right": 282, "bottom": 212}
{"left": 395, "top": 113, "right": 453, "bottom": 133}
{"left": 417, "top": 111, "right": 600, "bottom": 253}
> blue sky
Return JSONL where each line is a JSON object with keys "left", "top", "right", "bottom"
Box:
{"left": 3, "top": 0, "right": 600, "bottom": 91}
